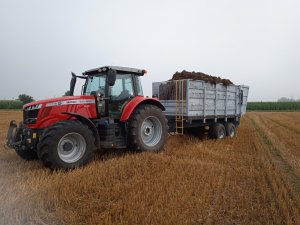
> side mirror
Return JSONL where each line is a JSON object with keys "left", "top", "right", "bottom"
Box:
{"left": 70, "top": 72, "right": 77, "bottom": 96}
{"left": 107, "top": 69, "right": 117, "bottom": 86}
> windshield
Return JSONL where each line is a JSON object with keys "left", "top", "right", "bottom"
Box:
{"left": 84, "top": 75, "right": 106, "bottom": 95}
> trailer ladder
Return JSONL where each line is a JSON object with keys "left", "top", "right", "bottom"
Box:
{"left": 175, "top": 80, "right": 184, "bottom": 135}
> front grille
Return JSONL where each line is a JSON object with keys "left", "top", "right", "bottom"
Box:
{"left": 23, "top": 109, "right": 40, "bottom": 124}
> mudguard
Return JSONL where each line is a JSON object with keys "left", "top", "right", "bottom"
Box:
{"left": 120, "top": 96, "right": 165, "bottom": 122}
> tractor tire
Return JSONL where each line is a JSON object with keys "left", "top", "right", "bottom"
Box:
{"left": 14, "top": 124, "right": 38, "bottom": 160}
{"left": 128, "top": 104, "right": 168, "bottom": 152}
{"left": 37, "top": 120, "right": 96, "bottom": 170}
{"left": 208, "top": 123, "right": 226, "bottom": 139}
{"left": 224, "top": 123, "right": 236, "bottom": 138}
{"left": 15, "top": 148, "right": 38, "bottom": 161}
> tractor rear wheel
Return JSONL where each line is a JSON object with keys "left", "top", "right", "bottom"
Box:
{"left": 37, "top": 120, "right": 96, "bottom": 170}
{"left": 128, "top": 104, "right": 168, "bottom": 152}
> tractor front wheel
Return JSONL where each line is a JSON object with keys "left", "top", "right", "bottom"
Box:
{"left": 37, "top": 120, "right": 96, "bottom": 170}
{"left": 15, "top": 147, "right": 38, "bottom": 161}
{"left": 128, "top": 104, "right": 168, "bottom": 152}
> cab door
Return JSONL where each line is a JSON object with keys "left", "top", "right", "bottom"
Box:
{"left": 108, "top": 74, "right": 134, "bottom": 119}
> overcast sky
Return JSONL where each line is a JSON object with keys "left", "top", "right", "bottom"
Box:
{"left": 0, "top": 0, "right": 299, "bottom": 101}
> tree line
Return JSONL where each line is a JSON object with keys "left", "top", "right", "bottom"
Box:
{"left": 0, "top": 94, "right": 34, "bottom": 109}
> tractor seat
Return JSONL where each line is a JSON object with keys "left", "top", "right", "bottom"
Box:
{"left": 116, "top": 90, "right": 130, "bottom": 101}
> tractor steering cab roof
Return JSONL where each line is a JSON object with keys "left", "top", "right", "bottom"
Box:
{"left": 83, "top": 66, "right": 147, "bottom": 76}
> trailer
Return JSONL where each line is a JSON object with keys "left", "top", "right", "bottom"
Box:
{"left": 152, "top": 79, "right": 249, "bottom": 138}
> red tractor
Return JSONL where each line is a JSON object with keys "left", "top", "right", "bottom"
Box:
{"left": 6, "top": 66, "right": 168, "bottom": 169}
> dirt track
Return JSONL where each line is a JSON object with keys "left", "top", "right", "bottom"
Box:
{"left": 0, "top": 111, "right": 300, "bottom": 225}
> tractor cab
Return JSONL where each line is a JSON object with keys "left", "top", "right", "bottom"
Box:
{"left": 75, "top": 66, "right": 146, "bottom": 119}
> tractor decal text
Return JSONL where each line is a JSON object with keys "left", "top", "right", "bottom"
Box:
{"left": 45, "top": 99, "right": 95, "bottom": 107}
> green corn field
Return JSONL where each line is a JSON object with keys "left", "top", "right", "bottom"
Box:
{"left": 0, "top": 100, "right": 23, "bottom": 109}
{"left": 247, "top": 102, "right": 300, "bottom": 111}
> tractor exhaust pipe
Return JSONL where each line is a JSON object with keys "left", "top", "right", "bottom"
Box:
{"left": 70, "top": 72, "right": 77, "bottom": 96}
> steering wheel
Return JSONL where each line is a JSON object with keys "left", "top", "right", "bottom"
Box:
{"left": 97, "top": 87, "right": 105, "bottom": 97}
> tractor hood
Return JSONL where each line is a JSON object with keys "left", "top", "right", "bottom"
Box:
{"left": 23, "top": 96, "right": 95, "bottom": 110}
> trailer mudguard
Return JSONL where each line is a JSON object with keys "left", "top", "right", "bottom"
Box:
{"left": 120, "top": 96, "right": 165, "bottom": 122}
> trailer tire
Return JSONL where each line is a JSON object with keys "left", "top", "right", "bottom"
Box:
{"left": 225, "top": 123, "right": 236, "bottom": 138}
{"left": 37, "top": 120, "right": 96, "bottom": 170}
{"left": 208, "top": 123, "right": 226, "bottom": 139}
{"left": 128, "top": 104, "right": 168, "bottom": 152}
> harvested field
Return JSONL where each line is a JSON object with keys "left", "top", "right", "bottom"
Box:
{"left": 246, "top": 112, "right": 300, "bottom": 176}
{"left": 0, "top": 110, "right": 300, "bottom": 225}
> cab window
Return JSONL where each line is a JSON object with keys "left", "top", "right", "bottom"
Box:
{"left": 85, "top": 75, "right": 106, "bottom": 96}
{"left": 110, "top": 74, "right": 134, "bottom": 100}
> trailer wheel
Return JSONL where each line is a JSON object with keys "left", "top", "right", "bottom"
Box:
{"left": 225, "top": 123, "right": 236, "bottom": 138}
{"left": 128, "top": 104, "right": 168, "bottom": 152}
{"left": 37, "top": 120, "right": 96, "bottom": 170}
{"left": 208, "top": 123, "right": 226, "bottom": 139}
